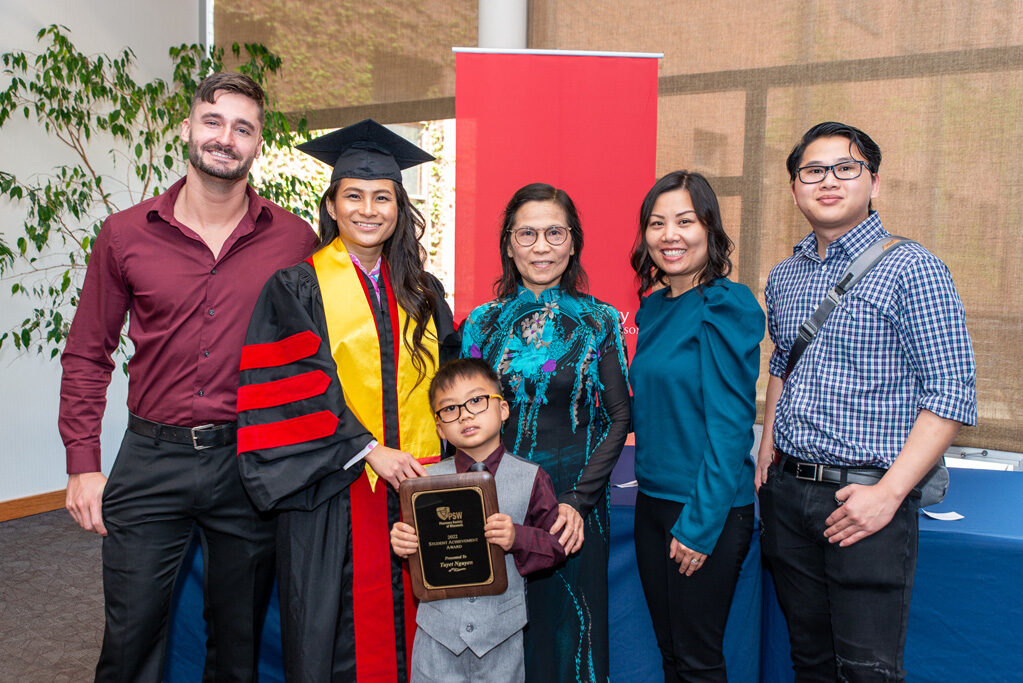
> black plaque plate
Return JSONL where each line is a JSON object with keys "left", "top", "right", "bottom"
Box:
{"left": 399, "top": 471, "right": 507, "bottom": 602}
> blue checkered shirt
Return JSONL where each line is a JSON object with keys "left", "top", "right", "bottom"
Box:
{"left": 765, "top": 212, "right": 977, "bottom": 467}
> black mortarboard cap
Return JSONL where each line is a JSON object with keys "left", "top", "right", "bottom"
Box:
{"left": 295, "top": 118, "right": 434, "bottom": 184}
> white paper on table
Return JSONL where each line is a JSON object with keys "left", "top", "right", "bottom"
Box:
{"left": 921, "top": 509, "right": 964, "bottom": 521}
{"left": 614, "top": 480, "right": 639, "bottom": 488}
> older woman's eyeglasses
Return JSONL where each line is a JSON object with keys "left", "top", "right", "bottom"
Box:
{"left": 435, "top": 394, "right": 504, "bottom": 423}
{"left": 508, "top": 225, "right": 570, "bottom": 247}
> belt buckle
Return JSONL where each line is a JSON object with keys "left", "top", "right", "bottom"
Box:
{"left": 794, "top": 461, "right": 823, "bottom": 482}
{"left": 191, "top": 424, "right": 216, "bottom": 450}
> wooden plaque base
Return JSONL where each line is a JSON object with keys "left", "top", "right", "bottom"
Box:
{"left": 399, "top": 471, "right": 508, "bottom": 602}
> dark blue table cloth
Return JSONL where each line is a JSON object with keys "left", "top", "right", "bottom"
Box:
{"left": 759, "top": 468, "right": 1023, "bottom": 683}
{"left": 164, "top": 544, "right": 284, "bottom": 682}
{"left": 167, "top": 457, "right": 1023, "bottom": 683}
{"left": 607, "top": 446, "right": 762, "bottom": 683}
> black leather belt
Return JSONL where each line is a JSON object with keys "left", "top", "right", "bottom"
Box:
{"left": 775, "top": 450, "right": 885, "bottom": 487}
{"left": 128, "top": 413, "right": 236, "bottom": 451}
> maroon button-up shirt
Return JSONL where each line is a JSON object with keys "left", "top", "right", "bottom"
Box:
{"left": 59, "top": 177, "right": 317, "bottom": 473}
{"left": 453, "top": 445, "right": 567, "bottom": 575}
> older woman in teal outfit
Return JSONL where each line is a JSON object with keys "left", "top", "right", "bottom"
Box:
{"left": 461, "top": 183, "right": 630, "bottom": 682}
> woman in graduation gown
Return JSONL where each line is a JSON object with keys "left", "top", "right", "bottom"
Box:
{"left": 236, "top": 119, "right": 456, "bottom": 682}
{"left": 461, "top": 183, "right": 631, "bottom": 682}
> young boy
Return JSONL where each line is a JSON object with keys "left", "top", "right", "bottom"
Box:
{"left": 390, "top": 358, "right": 566, "bottom": 683}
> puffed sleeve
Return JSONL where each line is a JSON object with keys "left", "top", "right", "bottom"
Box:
{"left": 236, "top": 263, "right": 374, "bottom": 512}
{"left": 671, "top": 282, "right": 764, "bottom": 554}
{"left": 558, "top": 302, "right": 631, "bottom": 518}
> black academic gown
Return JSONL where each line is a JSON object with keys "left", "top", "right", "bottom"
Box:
{"left": 237, "top": 260, "right": 456, "bottom": 682}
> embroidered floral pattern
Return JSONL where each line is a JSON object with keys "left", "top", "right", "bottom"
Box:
{"left": 460, "top": 285, "right": 631, "bottom": 683}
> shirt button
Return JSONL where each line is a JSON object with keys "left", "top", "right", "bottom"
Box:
{"left": 210, "top": 268, "right": 217, "bottom": 275}
{"left": 198, "top": 389, "right": 205, "bottom": 397}
{"left": 465, "top": 623, "right": 474, "bottom": 632}
{"left": 208, "top": 308, "right": 215, "bottom": 316}
{"left": 203, "top": 350, "right": 210, "bottom": 357}
{"left": 467, "top": 596, "right": 476, "bottom": 603}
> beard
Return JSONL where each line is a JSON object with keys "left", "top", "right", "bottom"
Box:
{"left": 187, "top": 139, "right": 256, "bottom": 181}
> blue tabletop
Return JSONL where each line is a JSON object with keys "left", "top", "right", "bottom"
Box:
{"left": 609, "top": 445, "right": 639, "bottom": 507}
{"left": 760, "top": 466, "right": 1023, "bottom": 683}
{"left": 918, "top": 469, "right": 1023, "bottom": 540}
{"left": 167, "top": 455, "right": 1023, "bottom": 683}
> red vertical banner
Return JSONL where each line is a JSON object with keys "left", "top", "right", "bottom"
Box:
{"left": 454, "top": 49, "right": 660, "bottom": 357}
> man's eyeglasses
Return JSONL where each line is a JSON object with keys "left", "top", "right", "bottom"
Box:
{"left": 796, "top": 160, "right": 868, "bottom": 184}
{"left": 434, "top": 394, "right": 504, "bottom": 423}
{"left": 508, "top": 226, "right": 570, "bottom": 247}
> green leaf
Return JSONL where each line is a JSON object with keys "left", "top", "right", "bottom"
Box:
{"left": 0, "top": 28, "right": 316, "bottom": 360}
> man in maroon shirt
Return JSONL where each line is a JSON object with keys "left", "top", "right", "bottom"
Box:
{"left": 59, "top": 72, "right": 317, "bottom": 681}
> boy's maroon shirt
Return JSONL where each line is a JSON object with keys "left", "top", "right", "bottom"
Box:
{"left": 453, "top": 444, "right": 568, "bottom": 574}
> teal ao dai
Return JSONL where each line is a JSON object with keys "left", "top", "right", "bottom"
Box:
{"left": 462, "top": 285, "right": 631, "bottom": 683}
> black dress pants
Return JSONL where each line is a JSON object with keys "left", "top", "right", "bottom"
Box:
{"left": 759, "top": 463, "right": 918, "bottom": 683}
{"left": 95, "top": 429, "right": 275, "bottom": 682}
{"left": 634, "top": 492, "right": 754, "bottom": 683}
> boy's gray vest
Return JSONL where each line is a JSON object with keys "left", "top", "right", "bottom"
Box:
{"left": 415, "top": 452, "right": 538, "bottom": 656}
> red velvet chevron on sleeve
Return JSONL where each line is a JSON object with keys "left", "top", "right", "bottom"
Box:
{"left": 239, "top": 330, "right": 321, "bottom": 370}
{"left": 237, "top": 410, "right": 340, "bottom": 454}
{"left": 237, "top": 370, "right": 332, "bottom": 412}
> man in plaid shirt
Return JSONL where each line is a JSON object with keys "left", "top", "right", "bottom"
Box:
{"left": 755, "top": 121, "right": 976, "bottom": 682}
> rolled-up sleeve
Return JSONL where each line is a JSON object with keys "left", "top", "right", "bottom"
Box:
{"left": 765, "top": 271, "right": 788, "bottom": 378}
{"left": 896, "top": 255, "right": 977, "bottom": 426}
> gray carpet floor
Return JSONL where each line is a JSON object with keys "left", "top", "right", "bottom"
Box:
{"left": 0, "top": 509, "right": 104, "bottom": 681}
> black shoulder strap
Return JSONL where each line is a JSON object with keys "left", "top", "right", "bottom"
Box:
{"left": 783, "top": 236, "right": 916, "bottom": 380}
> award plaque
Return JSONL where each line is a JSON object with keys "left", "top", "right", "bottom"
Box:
{"left": 399, "top": 472, "right": 508, "bottom": 602}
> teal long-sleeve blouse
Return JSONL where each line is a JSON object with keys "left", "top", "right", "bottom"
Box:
{"left": 631, "top": 278, "right": 765, "bottom": 555}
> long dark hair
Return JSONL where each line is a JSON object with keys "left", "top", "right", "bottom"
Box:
{"left": 494, "top": 183, "right": 588, "bottom": 299}
{"left": 317, "top": 179, "right": 438, "bottom": 382}
{"left": 630, "top": 171, "right": 733, "bottom": 298}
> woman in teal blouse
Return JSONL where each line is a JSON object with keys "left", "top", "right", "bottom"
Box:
{"left": 629, "top": 171, "right": 764, "bottom": 682}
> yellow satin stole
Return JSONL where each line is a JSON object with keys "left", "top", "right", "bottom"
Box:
{"left": 312, "top": 238, "right": 440, "bottom": 490}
